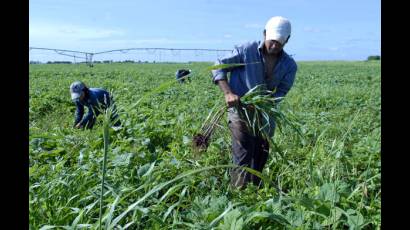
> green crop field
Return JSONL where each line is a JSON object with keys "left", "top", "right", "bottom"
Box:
{"left": 29, "top": 61, "right": 381, "bottom": 229}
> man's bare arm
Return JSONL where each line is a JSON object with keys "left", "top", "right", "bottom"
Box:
{"left": 217, "top": 80, "right": 240, "bottom": 108}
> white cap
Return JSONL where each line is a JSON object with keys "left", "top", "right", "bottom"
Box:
{"left": 70, "top": 81, "right": 86, "bottom": 100}
{"left": 265, "top": 16, "right": 291, "bottom": 45}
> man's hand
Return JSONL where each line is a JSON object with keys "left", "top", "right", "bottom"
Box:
{"left": 245, "top": 104, "right": 255, "bottom": 110}
{"left": 224, "top": 92, "right": 240, "bottom": 108}
{"left": 74, "top": 123, "right": 82, "bottom": 129}
{"left": 217, "top": 80, "right": 240, "bottom": 108}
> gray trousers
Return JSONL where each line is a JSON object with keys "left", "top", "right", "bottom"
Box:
{"left": 228, "top": 107, "right": 270, "bottom": 188}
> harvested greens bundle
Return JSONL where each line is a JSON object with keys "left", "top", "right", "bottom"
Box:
{"left": 193, "top": 84, "right": 301, "bottom": 151}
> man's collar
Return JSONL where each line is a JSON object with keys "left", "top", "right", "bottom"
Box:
{"left": 258, "top": 40, "right": 285, "bottom": 59}
{"left": 258, "top": 40, "right": 264, "bottom": 51}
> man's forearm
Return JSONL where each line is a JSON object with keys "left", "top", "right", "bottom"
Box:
{"left": 74, "top": 103, "right": 84, "bottom": 126}
{"left": 74, "top": 115, "right": 82, "bottom": 125}
{"left": 217, "top": 80, "right": 240, "bottom": 107}
{"left": 217, "top": 80, "right": 233, "bottom": 95}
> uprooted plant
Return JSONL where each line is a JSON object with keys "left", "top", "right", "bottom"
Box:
{"left": 192, "top": 104, "right": 226, "bottom": 151}
{"left": 193, "top": 84, "right": 302, "bottom": 151}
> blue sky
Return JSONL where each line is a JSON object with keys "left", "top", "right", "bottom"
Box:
{"left": 29, "top": 0, "right": 380, "bottom": 62}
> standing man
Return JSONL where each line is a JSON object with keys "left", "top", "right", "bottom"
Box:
{"left": 70, "top": 81, "right": 120, "bottom": 129}
{"left": 211, "top": 16, "right": 298, "bottom": 188}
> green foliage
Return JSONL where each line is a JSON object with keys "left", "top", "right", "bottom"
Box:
{"left": 207, "top": 62, "right": 260, "bottom": 71}
{"left": 30, "top": 61, "right": 380, "bottom": 229}
{"left": 207, "top": 63, "right": 246, "bottom": 71}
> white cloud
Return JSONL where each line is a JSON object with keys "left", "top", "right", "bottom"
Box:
{"left": 29, "top": 22, "right": 236, "bottom": 52}
{"left": 98, "top": 38, "right": 228, "bottom": 46}
{"left": 29, "top": 22, "right": 125, "bottom": 42}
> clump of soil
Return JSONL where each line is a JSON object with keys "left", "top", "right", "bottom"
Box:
{"left": 192, "top": 133, "right": 210, "bottom": 151}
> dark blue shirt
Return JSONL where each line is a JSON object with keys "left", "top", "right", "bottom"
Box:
{"left": 211, "top": 40, "right": 297, "bottom": 98}
{"left": 74, "top": 88, "right": 111, "bottom": 126}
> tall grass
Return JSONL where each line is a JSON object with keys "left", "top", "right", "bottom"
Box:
{"left": 98, "top": 96, "right": 120, "bottom": 230}
{"left": 207, "top": 62, "right": 261, "bottom": 71}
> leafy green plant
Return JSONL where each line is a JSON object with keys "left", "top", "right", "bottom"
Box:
{"left": 207, "top": 62, "right": 260, "bottom": 71}
{"left": 29, "top": 62, "right": 381, "bottom": 229}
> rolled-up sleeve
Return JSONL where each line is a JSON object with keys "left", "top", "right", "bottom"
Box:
{"left": 211, "top": 47, "right": 243, "bottom": 84}
{"left": 272, "top": 63, "right": 297, "bottom": 98}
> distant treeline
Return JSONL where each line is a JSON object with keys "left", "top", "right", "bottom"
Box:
{"left": 367, "top": 55, "right": 380, "bottom": 61}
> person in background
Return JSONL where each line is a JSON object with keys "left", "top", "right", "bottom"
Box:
{"left": 211, "top": 16, "right": 298, "bottom": 188}
{"left": 70, "top": 81, "right": 120, "bottom": 129}
{"left": 175, "top": 69, "right": 192, "bottom": 83}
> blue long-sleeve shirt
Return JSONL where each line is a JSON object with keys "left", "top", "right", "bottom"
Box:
{"left": 74, "top": 88, "right": 111, "bottom": 127}
{"left": 211, "top": 40, "right": 297, "bottom": 98}
{"left": 212, "top": 40, "right": 297, "bottom": 137}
